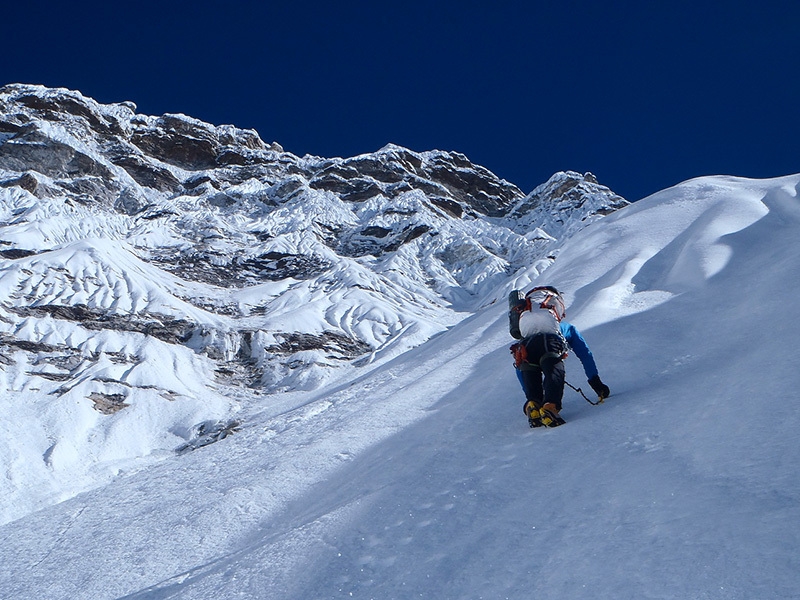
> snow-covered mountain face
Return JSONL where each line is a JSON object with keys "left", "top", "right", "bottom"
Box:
{"left": 3, "top": 171, "right": 798, "bottom": 600}
{"left": 0, "top": 84, "right": 627, "bottom": 523}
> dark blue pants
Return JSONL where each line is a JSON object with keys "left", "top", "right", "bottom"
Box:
{"left": 515, "top": 333, "right": 566, "bottom": 411}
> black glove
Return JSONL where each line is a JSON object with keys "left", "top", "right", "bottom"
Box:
{"left": 588, "top": 375, "right": 610, "bottom": 400}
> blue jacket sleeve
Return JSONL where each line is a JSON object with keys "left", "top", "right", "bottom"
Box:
{"left": 560, "top": 321, "right": 599, "bottom": 380}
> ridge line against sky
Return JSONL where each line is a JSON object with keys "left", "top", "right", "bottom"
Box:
{"left": 3, "top": 1, "right": 799, "bottom": 201}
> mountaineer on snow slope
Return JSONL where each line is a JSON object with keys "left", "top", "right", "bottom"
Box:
{"left": 509, "top": 286, "right": 610, "bottom": 427}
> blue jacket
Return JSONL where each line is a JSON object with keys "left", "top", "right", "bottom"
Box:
{"left": 560, "top": 321, "right": 599, "bottom": 380}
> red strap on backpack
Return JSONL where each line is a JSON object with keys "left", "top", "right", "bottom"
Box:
{"left": 510, "top": 342, "right": 528, "bottom": 368}
{"left": 525, "top": 287, "right": 565, "bottom": 322}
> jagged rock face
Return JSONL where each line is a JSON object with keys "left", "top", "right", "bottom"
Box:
{"left": 504, "top": 170, "right": 630, "bottom": 242}
{"left": 0, "top": 84, "right": 523, "bottom": 220}
{"left": 0, "top": 84, "right": 628, "bottom": 404}
{"left": 308, "top": 147, "right": 522, "bottom": 217}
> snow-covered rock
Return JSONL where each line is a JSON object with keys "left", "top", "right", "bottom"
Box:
{"left": 2, "top": 171, "right": 799, "bottom": 600}
{"left": 0, "top": 84, "right": 628, "bottom": 522}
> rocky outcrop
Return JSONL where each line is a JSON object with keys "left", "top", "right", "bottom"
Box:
{"left": 505, "top": 170, "right": 630, "bottom": 241}
{"left": 8, "top": 305, "right": 196, "bottom": 345}
{"left": 308, "top": 145, "right": 524, "bottom": 217}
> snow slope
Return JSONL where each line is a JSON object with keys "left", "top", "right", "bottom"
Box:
{"left": 2, "top": 173, "right": 800, "bottom": 599}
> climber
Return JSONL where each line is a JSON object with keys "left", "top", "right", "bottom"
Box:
{"left": 508, "top": 286, "right": 610, "bottom": 427}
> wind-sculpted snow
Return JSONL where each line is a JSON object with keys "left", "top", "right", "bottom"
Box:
{"left": 1, "top": 172, "right": 799, "bottom": 599}
{"left": 0, "top": 84, "right": 629, "bottom": 524}
{"left": 551, "top": 175, "right": 773, "bottom": 329}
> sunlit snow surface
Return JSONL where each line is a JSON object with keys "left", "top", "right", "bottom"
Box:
{"left": 2, "top": 173, "right": 800, "bottom": 599}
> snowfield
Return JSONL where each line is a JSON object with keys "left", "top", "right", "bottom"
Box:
{"left": 2, "top": 173, "right": 800, "bottom": 599}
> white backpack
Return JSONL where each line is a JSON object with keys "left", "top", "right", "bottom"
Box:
{"left": 517, "top": 286, "right": 566, "bottom": 338}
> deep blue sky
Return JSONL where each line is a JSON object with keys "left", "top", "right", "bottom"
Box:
{"left": 3, "top": 1, "right": 798, "bottom": 201}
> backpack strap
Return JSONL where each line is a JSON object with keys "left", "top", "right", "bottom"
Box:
{"left": 525, "top": 287, "right": 566, "bottom": 322}
{"left": 510, "top": 335, "right": 569, "bottom": 370}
